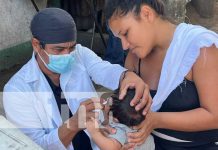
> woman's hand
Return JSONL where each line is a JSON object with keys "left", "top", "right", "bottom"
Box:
{"left": 127, "top": 111, "right": 157, "bottom": 145}
{"left": 119, "top": 71, "right": 152, "bottom": 115}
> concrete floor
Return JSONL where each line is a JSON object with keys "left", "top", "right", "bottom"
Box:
{"left": 1, "top": 2, "right": 218, "bottom": 116}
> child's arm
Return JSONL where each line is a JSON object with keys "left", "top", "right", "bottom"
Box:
{"left": 86, "top": 118, "right": 122, "bottom": 150}
{"left": 91, "top": 129, "right": 122, "bottom": 150}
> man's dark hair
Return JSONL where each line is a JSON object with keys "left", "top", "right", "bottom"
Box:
{"left": 104, "top": 0, "right": 165, "bottom": 20}
{"left": 110, "top": 89, "right": 145, "bottom": 126}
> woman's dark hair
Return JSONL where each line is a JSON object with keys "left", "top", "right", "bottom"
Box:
{"left": 110, "top": 89, "right": 145, "bottom": 126}
{"left": 105, "top": 0, "right": 165, "bottom": 20}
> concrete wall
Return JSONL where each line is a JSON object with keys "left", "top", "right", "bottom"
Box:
{"left": 0, "top": 0, "right": 47, "bottom": 71}
{"left": 0, "top": 0, "right": 36, "bottom": 51}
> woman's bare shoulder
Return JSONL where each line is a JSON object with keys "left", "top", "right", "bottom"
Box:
{"left": 193, "top": 45, "right": 218, "bottom": 100}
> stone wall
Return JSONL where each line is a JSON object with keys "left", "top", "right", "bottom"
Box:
{"left": 164, "top": 0, "right": 216, "bottom": 23}
{"left": 191, "top": 0, "right": 216, "bottom": 18}
{"left": 164, "top": 0, "right": 191, "bottom": 23}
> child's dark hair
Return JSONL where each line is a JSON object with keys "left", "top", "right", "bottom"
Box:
{"left": 110, "top": 89, "right": 145, "bottom": 126}
{"left": 105, "top": 0, "right": 165, "bottom": 20}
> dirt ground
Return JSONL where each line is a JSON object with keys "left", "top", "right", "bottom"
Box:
{"left": 0, "top": 2, "right": 218, "bottom": 92}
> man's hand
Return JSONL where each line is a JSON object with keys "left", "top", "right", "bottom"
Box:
{"left": 70, "top": 98, "right": 102, "bottom": 130}
{"left": 119, "top": 71, "right": 152, "bottom": 115}
{"left": 59, "top": 98, "right": 102, "bottom": 148}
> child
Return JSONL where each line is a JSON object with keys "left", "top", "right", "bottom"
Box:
{"left": 87, "top": 89, "right": 155, "bottom": 150}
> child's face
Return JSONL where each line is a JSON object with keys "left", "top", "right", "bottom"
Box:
{"left": 100, "top": 97, "right": 119, "bottom": 124}
{"left": 101, "top": 97, "right": 112, "bottom": 112}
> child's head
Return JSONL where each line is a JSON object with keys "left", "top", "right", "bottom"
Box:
{"left": 109, "top": 89, "right": 145, "bottom": 126}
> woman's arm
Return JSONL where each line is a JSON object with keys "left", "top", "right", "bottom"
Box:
{"left": 156, "top": 45, "right": 218, "bottom": 131}
{"left": 122, "top": 52, "right": 152, "bottom": 114}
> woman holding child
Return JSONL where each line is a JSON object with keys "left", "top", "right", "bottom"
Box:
{"left": 102, "top": 0, "right": 218, "bottom": 149}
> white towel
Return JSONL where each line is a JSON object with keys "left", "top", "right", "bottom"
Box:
{"left": 151, "top": 23, "right": 218, "bottom": 111}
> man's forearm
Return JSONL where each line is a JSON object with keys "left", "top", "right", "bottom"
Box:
{"left": 58, "top": 117, "right": 80, "bottom": 148}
